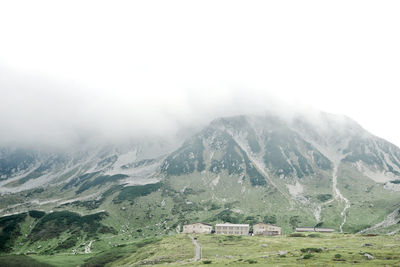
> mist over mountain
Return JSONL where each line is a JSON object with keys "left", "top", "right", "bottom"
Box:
{"left": 1, "top": 67, "right": 299, "bottom": 149}
{"left": 1, "top": 110, "right": 400, "bottom": 224}
{"left": 1, "top": 1, "right": 400, "bottom": 265}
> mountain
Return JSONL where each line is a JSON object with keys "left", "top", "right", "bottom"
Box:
{"left": 1, "top": 112, "right": 400, "bottom": 255}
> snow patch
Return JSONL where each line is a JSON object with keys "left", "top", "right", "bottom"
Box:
{"left": 355, "top": 161, "right": 394, "bottom": 183}
{"left": 286, "top": 181, "right": 303, "bottom": 197}
{"left": 313, "top": 205, "right": 322, "bottom": 222}
{"left": 119, "top": 177, "right": 160, "bottom": 187}
{"left": 383, "top": 182, "right": 400, "bottom": 192}
{"left": 85, "top": 240, "right": 94, "bottom": 253}
{"left": 211, "top": 175, "right": 220, "bottom": 187}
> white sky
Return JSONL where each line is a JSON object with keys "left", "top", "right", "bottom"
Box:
{"left": 0, "top": 1, "right": 400, "bottom": 147}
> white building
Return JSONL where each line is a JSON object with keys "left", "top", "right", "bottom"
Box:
{"left": 215, "top": 223, "right": 249, "bottom": 235}
{"left": 182, "top": 223, "right": 212, "bottom": 234}
{"left": 253, "top": 223, "right": 282, "bottom": 236}
{"left": 296, "top": 227, "right": 334, "bottom": 233}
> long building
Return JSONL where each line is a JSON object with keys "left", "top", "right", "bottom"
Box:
{"left": 182, "top": 222, "right": 212, "bottom": 234}
{"left": 296, "top": 227, "right": 334, "bottom": 233}
{"left": 215, "top": 223, "right": 250, "bottom": 235}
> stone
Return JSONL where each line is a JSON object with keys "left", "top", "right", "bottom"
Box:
{"left": 364, "top": 253, "right": 374, "bottom": 260}
{"left": 362, "top": 243, "right": 373, "bottom": 247}
{"left": 278, "top": 251, "right": 288, "bottom": 256}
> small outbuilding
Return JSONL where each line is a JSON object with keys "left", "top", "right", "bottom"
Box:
{"left": 182, "top": 222, "right": 212, "bottom": 234}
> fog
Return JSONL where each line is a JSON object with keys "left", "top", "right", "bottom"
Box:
{"left": 1, "top": 1, "right": 400, "bottom": 148}
{"left": 0, "top": 67, "right": 297, "bottom": 148}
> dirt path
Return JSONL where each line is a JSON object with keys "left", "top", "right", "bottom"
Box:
{"left": 189, "top": 235, "right": 201, "bottom": 261}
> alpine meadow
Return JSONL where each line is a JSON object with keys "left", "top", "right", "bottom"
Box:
{"left": 1, "top": 1, "right": 400, "bottom": 266}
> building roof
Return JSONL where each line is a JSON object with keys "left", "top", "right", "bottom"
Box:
{"left": 254, "top": 222, "right": 280, "bottom": 227}
{"left": 296, "top": 227, "right": 334, "bottom": 229}
{"left": 216, "top": 223, "right": 249, "bottom": 227}
{"left": 296, "top": 227, "right": 334, "bottom": 231}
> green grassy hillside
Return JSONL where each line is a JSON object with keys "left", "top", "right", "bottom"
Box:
{"left": 12, "top": 233, "right": 398, "bottom": 267}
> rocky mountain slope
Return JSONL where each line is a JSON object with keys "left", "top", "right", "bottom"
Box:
{"left": 1, "top": 112, "right": 400, "bottom": 255}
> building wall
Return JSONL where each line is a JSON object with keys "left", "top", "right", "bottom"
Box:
{"left": 296, "top": 227, "right": 334, "bottom": 233}
{"left": 314, "top": 228, "right": 334, "bottom": 233}
{"left": 182, "top": 223, "right": 212, "bottom": 234}
{"left": 215, "top": 224, "right": 249, "bottom": 235}
{"left": 295, "top": 227, "right": 315, "bottom": 232}
{"left": 254, "top": 223, "right": 281, "bottom": 235}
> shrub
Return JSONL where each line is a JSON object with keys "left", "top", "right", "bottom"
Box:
{"left": 316, "top": 194, "right": 332, "bottom": 202}
{"left": 245, "top": 259, "right": 257, "bottom": 264}
{"left": 308, "top": 233, "right": 321, "bottom": 238}
{"left": 300, "top": 247, "right": 322, "bottom": 253}
{"left": 210, "top": 209, "right": 242, "bottom": 224}
{"left": 114, "top": 183, "right": 161, "bottom": 204}
{"left": 202, "top": 260, "right": 212, "bottom": 264}
{"left": 0, "top": 213, "right": 27, "bottom": 252}
{"left": 29, "top": 211, "right": 115, "bottom": 242}
{"left": 0, "top": 255, "right": 53, "bottom": 267}
{"left": 289, "top": 233, "right": 305, "bottom": 237}
{"left": 28, "top": 210, "right": 46, "bottom": 219}
{"left": 333, "top": 253, "right": 346, "bottom": 261}
{"left": 303, "top": 254, "right": 313, "bottom": 259}
{"left": 289, "top": 216, "right": 301, "bottom": 228}
{"left": 54, "top": 236, "right": 78, "bottom": 251}
{"left": 264, "top": 215, "right": 277, "bottom": 224}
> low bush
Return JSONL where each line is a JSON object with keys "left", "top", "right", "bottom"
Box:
{"left": 114, "top": 183, "right": 161, "bottom": 204}
{"left": 28, "top": 210, "right": 46, "bottom": 219}
{"left": 316, "top": 194, "right": 332, "bottom": 202}
{"left": 54, "top": 236, "right": 78, "bottom": 251}
{"left": 333, "top": 254, "right": 346, "bottom": 261}
{"left": 289, "top": 233, "right": 305, "bottom": 237}
{"left": 300, "top": 247, "right": 322, "bottom": 253}
{"left": 307, "top": 233, "right": 321, "bottom": 238}
{"left": 0, "top": 255, "right": 53, "bottom": 267}
{"left": 0, "top": 213, "right": 27, "bottom": 252}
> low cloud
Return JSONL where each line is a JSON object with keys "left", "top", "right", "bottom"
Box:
{"left": 0, "top": 67, "right": 298, "bottom": 148}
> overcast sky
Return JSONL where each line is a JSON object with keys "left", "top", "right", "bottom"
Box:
{"left": 0, "top": 1, "right": 400, "bottom": 147}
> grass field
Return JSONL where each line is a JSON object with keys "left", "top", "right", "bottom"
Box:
{"left": 2, "top": 233, "right": 400, "bottom": 266}
{"left": 191, "top": 233, "right": 400, "bottom": 266}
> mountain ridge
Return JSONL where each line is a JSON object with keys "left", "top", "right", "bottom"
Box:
{"left": 1, "top": 111, "right": 400, "bottom": 255}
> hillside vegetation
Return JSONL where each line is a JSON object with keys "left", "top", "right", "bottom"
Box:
{"left": 4, "top": 233, "right": 398, "bottom": 266}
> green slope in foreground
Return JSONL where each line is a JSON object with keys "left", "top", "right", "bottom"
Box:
{"left": 11, "top": 233, "right": 399, "bottom": 267}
